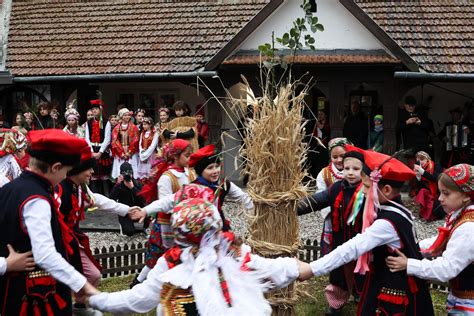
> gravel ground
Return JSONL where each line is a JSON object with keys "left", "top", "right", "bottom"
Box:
{"left": 88, "top": 199, "right": 444, "bottom": 250}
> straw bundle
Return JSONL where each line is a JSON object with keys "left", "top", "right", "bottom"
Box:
{"left": 232, "top": 77, "right": 311, "bottom": 315}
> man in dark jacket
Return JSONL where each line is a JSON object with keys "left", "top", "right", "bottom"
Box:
{"left": 109, "top": 162, "right": 146, "bottom": 236}
{"left": 397, "top": 96, "right": 430, "bottom": 154}
{"left": 343, "top": 101, "right": 368, "bottom": 149}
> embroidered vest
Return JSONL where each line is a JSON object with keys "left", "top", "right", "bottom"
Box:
{"left": 0, "top": 171, "right": 72, "bottom": 315}
{"left": 448, "top": 209, "right": 474, "bottom": 298}
{"left": 358, "top": 204, "right": 434, "bottom": 316}
{"left": 157, "top": 170, "right": 196, "bottom": 225}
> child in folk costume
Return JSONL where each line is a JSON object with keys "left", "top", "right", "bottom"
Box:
{"left": 0, "top": 130, "right": 96, "bottom": 315}
{"left": 297, "top": 150, "right": 366, "bottom": 314}
{"left": 413, "top": 151, "right": 445, "bottom": 221}
{"left": 135, "top": 108, "right": 146, "bottom": 133}
{"left": 316, "top": 137, "right": 352, "bottom": 257}
{"left": 386, "top": 163, "right": 474, "bottom": 315}
{"left": 133, "top": 139, "right": 195, "bottom": 285}
{"left": 85, "top": 99, "right": 113, "bottom": 195}
{"left": 63, "top": 103, "right": 85, "bottom": 138}
{"left": 59, "top": 146, "right": 135, "bottom": 315}
{"left": 131, "top": 144, "right": 253, "bottom": 233}
{"left": 111, "top": 108, "right": 140, "bottom": 179}
{"left": 162, "top": 101, "right": 199, "bottom": 152}
{"left": 108, "top": 114, "right": 118, "bottom": 130}
{"left": 137, "top": 117, "right": 159, "bottom": 179}
{"left": 298, "top": 148, "right": 434, "bottom": 316}
{"left": 195, "top": 104, "right": 209, "bottom": 148}
{"left": 88, "top": 197, "right": 300, "bottom": 315}
{"left": 369, "top": 115, "right": 384, "bottom": 153}
{"left": 0, "top": 129, "right": 26, "bottom": 187}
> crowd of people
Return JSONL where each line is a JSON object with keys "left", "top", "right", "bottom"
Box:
{"left": 0, "top": 96, "right": 472, "bottom": 315}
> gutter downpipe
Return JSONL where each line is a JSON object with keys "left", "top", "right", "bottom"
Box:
{"left": 12, "top": 70, "right": 218, "bottom": 83}
{"left": 394, "top": 72, "right": 474, "bottom": 82}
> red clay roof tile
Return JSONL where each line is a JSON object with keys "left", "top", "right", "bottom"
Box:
{"left": 7, "top": 0, "right": 268, "bottom": 76}
{"left": 356, "top": 0, "right": 474, "bottom": 73}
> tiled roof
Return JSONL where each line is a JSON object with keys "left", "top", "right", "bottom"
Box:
{"left": 355, "top": 0, "right": 474, "bottom": 73}
{"left": 7, "top": 0, "right": 269, "bottom": 77}
{"left": 223, "top": 51, "right": 400, "bottom": 65}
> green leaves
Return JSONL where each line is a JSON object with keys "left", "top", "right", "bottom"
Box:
{"left": 258, "top": 0, "right": 325, "bottom": 76}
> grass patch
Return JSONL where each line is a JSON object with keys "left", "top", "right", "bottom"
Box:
{"left": 96, "top": 275, "right": 448, "bottom": 316}
{"left": 296, "top": 277, "right": 448, "bottom": 316}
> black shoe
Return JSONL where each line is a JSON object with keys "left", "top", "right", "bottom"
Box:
{"left": 130, "top": 274, "right": 141, "bottom": 289}
{"left": 325, "top": 306, "right": 343, "bottom": 316}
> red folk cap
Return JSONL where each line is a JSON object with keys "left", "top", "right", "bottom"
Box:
{"left": 346, "top": 145, "right": 415, "bottom": 182}
{"left": 189, "top": 144, "right": 221, "bottom": 175}
{"left": 189, "top": 144, "right": 216, "bottom": 168}
{"left": 89, "top": 99, "right": 103, "bottom": 108}
{"left": 443, "top": 164, "right": 474, "bottom": 196}
{"left": 27, "top": 129, "right": 89, "bottom": 166}
{"left": 68, "top": 145, "right": 96, "bottom": 176}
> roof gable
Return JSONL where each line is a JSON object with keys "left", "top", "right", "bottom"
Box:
{"left": 237, "top": 0, "right": 398, "bottom": 56}
{"left": 356, "top": 0, "right": 474, "bottom": 73}
{"left": 6, "top": 0, "right": 269, "bottom": 77}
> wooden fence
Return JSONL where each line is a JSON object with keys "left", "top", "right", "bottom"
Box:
{"left": 92, "top": 239, "right": 448, "bottom": 293}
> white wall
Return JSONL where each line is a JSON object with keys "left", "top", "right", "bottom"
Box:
{"left": 240, "top": 0, "right": 389, "bottom": 52}
{"left": 221, "top": 83, "right": 247, "bottom": 183}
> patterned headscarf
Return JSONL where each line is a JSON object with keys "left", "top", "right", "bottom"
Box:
{"left": 444, "top": 164, "right": 474, "bottom": 198}
{"left": 415, "top": 151, "right": 431, "bottom": 161}
{"left": 174, "top": 183, "right": 216, "bottom": 205}
{"left": 161, "top": 139, "right": 191, "bottom": 162}
{"left": 172, "top": 198, "right": 222, "bottom": 247}
{"left": 117, "top": 108, "right": 132, "bottom": 119}
{"left": 64, "top": 108, "right": 80, "bottom": 121}
{"left": 328, "top": 137, "right": 351, "bottom": 152}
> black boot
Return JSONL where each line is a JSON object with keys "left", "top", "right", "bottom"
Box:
{"left": 325, "top": 306, "right": 343, "bottom": 316}
{"left": 130, "top": 274, "right": 141, "bottom": 289}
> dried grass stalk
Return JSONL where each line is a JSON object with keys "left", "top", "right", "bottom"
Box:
{"left": 231, "top": 77, "right": 311, "bottom": 314}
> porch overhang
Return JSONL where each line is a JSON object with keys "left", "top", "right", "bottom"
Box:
{"left": 12, "top": 70, "right": 218, "bottom": 83}
{"left": 0, "top": 71, "right": 13, "bottom": 84}
{"left": 394, "top": 72, "right": 474, "bottom": 82}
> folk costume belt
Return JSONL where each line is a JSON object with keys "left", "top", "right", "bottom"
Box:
{"left": 160, "top": 283, "right": 196, "bottom": 316}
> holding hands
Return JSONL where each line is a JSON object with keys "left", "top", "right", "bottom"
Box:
{"left": 128, "top": 206, "right": 147, "bottom": 223}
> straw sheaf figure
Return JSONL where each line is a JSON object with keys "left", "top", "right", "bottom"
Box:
{"left": 230, "top": 77, "right": 313, "bottom": 312}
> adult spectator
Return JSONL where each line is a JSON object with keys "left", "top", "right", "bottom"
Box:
{"left": 439, "top": 106, "right": 470, "bottom": 168}
{"left": 343, "top": 101, "right": 368, "bottom": 149}
{"left": 467, "top": 106, "right": 474, "bottom": 165}
{"left": 396, "top": 95, "right": 430, "bottom": 154}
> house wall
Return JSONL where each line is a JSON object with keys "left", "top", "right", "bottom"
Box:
{"left": 0, "top": 0, "right": 12, "bottom": 71}
{"left": 240, "top": 0, "right": 390, "bottom": 52}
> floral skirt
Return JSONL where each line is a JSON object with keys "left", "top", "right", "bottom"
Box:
{"left": 145, "top": 220, "right": 174, "bottom": 268}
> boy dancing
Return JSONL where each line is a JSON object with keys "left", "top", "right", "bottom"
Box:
{"left": 298, "top": 147, "right": 434, "bottom": 315}
{"left": 0, "top": 130, "right": 96, "bottom": 315}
